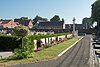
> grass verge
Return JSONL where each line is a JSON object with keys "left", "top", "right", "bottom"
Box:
{"left": 0, "top": 37, "right": 80, "bottom": 66}
{"left": 32, "top": 37, "right": 80, "bottom": 61}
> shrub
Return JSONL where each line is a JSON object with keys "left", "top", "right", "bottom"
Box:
{"left": 13, "top": 36, "right": 34, "bottom": 59}
{"left": 0, "top": 35, "right": 21, "bottom": 51}
{"left": 22, "top": 36, "right": 34, "bottom": 53}
{"left": 14, "top": 48, "right": 32, "bottom": 59}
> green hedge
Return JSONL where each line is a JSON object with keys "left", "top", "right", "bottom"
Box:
{"left": 0, "top": 35, "right": 21, "bottom": 51}
{"left": 0, "top": 33, "right": 70, "bottom": 51}
{"left": 27, "top": 33, "right": 68, "bottom": 43}
{"left": 12, "top": 33, "right": 70, "bottom": 59}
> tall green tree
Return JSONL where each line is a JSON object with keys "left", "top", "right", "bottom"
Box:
{"left": 82, "top": 17, "right": 93, "bottom": 28}
{"left": 50, "top": 15, "right": 60, "bottom": 22}
{"left": 13, "top": 25, "right": 33, "bottom": 59}
{"left": 33, "top": 15, "right": 48, "bottom": 25}
{"left": 91, "top": 0, "right": 100, "bottom": 29}
{"left": 14, "top": 17, "right": 30, "bottom": 21}
{"left": 20, "top": 17, "right": 29, "bottom": 20}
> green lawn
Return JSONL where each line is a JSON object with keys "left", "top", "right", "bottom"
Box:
{"left": 0, "top": 37, "right": 80, "bottom": 66}
{"left": 32, "top": 37, "right": 80, "bottom": 61}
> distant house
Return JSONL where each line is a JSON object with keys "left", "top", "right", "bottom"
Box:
{"left": 14, "top": 20, "right": 33, "bottom": 29}
{"left": 37, "top": 21, "right": 65, "bottom": 29}
{"left": 0, "top": 20, "right": 17, "bottom": 28}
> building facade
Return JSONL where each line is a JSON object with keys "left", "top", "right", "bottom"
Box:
{"left": 0, "top": 20, "right": 17, "bottom": 28}
{"left": 14, "top": 20, "right": 33, "bottom": 29}
{"left": 37, "top": 21, "right": 65, "bottom": 29}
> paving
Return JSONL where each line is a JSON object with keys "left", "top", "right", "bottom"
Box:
{"left": 0, "top": 51, "right": 13, "bottom": 59}
{"left": 12, "top": 35, "right": 91, "bottom": 67}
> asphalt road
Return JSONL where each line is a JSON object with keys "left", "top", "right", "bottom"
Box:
{"left": 12, "top": 36, "right": 90, "bottom": 67}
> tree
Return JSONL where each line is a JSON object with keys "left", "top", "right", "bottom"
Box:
{"left": 50, "top": 15, "right": 60, "bottom": 22}
{"left": 14, "top": 25, "right": 29, "bottom": 38}
{"left": 13, "top": 25, "right": 33, "bottom": 59}
{"left": 42, "top": 18, "right": 48, "bottom": 21}
{"left": 62, "top": 18, "right": 64, "bottom": 22}
{"left": 20, "top": 17, "right": 29, "bottom": 20}
{"left": 33, "top": 15, "right": 48, "bottom": 25}
{"left": 0, "top": 19, "right": 3, "bottom": 21}
{"left": 91, "top": 0, "right": 100, "bottom": 29}
{"left": 82, "top": 17, "right": 93, "bottom": 28}
{"left": 14, "top": 17, "right": 30, "bottom": 22}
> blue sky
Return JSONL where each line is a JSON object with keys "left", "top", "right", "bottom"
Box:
{"left": 0, "top": 0, "right": 95, "bottom": 24}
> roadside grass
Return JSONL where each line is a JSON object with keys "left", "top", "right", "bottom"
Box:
{"left": 0, "top": 58, "right": 35, "bottom": 67}
{"left": 0, "top": 37, "right": 80, "bottom": 66}
{"left": 32, "top": 37, "right": 80, "bottom": 61}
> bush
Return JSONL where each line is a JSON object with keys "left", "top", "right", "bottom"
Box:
{"left": 0, "top": 35, "right": 21, "bottom": 51}
{"left": 22, "top": 36, "right": 34, "bottom": 52}
{"left": 13, "top": 36, "right": 34, "bottom": 59}
{"left": 13, "top": 33, "right": 70, "bottom": 59}
{"left": 14, "top": 48, "right": 32, "bottom": 59}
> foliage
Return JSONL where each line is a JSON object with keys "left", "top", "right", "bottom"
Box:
{"left": 0, "top": 35, "right": 21, "bottom": 51}
{"left": 14, "top": 17, "right": 30, "bottom": 21}
{"left": 0, "top": 37, "right": 79, "bottom": 66}
{"left": 14, "top": 49, "right": 30, "bottom": 59}
{"left": 13, "top": 33, "right": 70, "bottom": 59}
{"left": 33, "top": 15, "right": 48, "bottom": 25}
{"left": 27, "top": 33, "right": 68, "bottom": 44}
{"left": 0, "top": 19, "right": 3, "bottom": 21}
{"left": 0, "top": 33, "right": 6, "bottom": 36}
{"left": 50, "top": 15, "right": 61, "bottom": 22}
{"left": 22, "top": 36, "right": 33, "bottom": 51}
{"left": 14, "top": 25, "right": 29, "bottom": 38}
{"left": 62, "top": 18, "right": 64, "bottom": 22}
{"left": 14, "top": 37, "right": 34, "bottom": 59}
{"left": 91, "top": 0, "right": 100, "bottom": 28}
{"left": 20, "top": 17, "right": 29, "bottom": 20}
{"left": 82, "top": 17, "right": 93, "bottom": 28}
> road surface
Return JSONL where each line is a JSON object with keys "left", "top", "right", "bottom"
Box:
{"left": 12, "top": 36, "right": 90, "bottom": 67}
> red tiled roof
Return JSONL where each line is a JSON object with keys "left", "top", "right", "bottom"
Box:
{"left": 0, "top": 20, "right": 11, "bottom": 24}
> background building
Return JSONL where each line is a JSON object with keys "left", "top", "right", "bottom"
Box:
{"left": 36, "top": 21, "right": 65, "bottom": 29}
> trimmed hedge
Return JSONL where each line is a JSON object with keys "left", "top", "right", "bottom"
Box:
{"left": 27, "top": 33, "right": 68, "bottom": 47}
{"left": 0, "top": 35, "right": 21, "bottom": 51}
{"left": 27, "top": 33, "right": 68, "bottom": 42}
{"left": 0, "top": 33, "right": 71, "bottom": 51}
